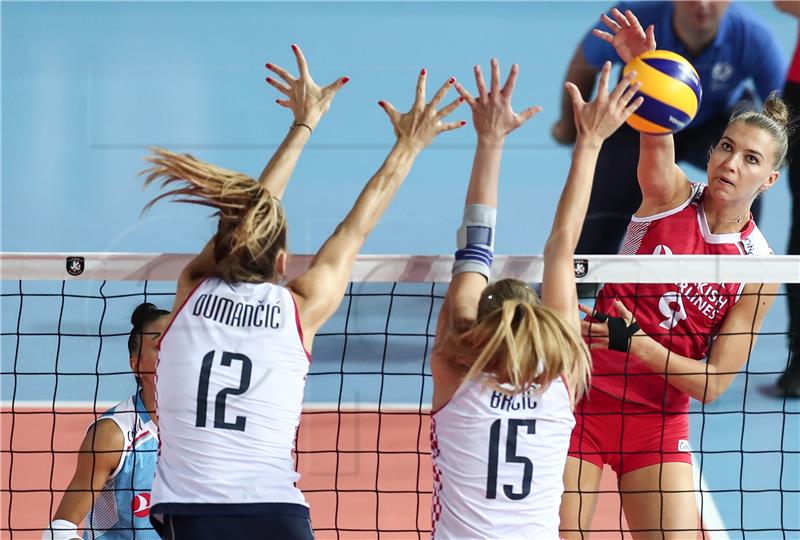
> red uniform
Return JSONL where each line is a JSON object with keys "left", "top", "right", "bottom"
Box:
{"left": 569, "top": 183, "right": 772, "bottom": 474}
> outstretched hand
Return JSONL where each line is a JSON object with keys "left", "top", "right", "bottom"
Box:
{"left": 379, "top": 69, "right": 465, "bottom": 152}
{"left": 565, "top": 61, "right": 643, "bottom": 145}
{"left": 265, "top": 44, "right": 349, "bottom": 130}
{"left": 454, "top": 59, "right": 541, "bottom": 141}
{"left": 593, "top": 8, "right": 656, "bottom": 64}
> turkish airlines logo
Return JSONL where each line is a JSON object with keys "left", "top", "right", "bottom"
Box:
{"left": 131, "top": 492, "right": 151, "bottom": 518}
{"left": 653, "top": 244, "right": 673, "bottom": 256}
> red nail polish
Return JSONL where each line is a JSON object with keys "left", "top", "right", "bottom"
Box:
{"left": 460, "top": 121, "right": 467, "bottom": 126}
{"left": 421, "top": 68, "right": 427, "bottom": 75}
{"left": 448, "top": 77, "right": 455, "bottom": 84}
{"left": 378, "top": 101, "right": 386, "bottom": 108}
{"left": 291, "top": 44, "right": 298, "bottom": 51}
{"left": 459, "top": 97, "right": 465, "bottom": 103}
{"left": 275, "top": 99, "right": 280, "bottom": 104}
{"left": 341, "top": 76, "right": 350, "bottom": 84}
{"left": 266, "top": 77, "right": 273, "bottom": 83}
{"left": 266, "top": 63, "right": 273, "bottom": 69}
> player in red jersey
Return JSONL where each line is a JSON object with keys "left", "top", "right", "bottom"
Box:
{"left": 559, "top": 9, "right": 791, "bottom": 539}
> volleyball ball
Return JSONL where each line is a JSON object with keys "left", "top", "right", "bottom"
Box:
{"left": 623, "top": 50, "right": 702, "bottom": 135}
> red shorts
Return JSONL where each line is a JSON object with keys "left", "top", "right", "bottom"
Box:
{"left": 568, "top": 388, "right": 692, "bottom": 476}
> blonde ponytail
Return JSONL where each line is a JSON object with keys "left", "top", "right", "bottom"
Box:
{"left": 142, "top": 148, "right": 287, "bottom": 283}
{"left": 446, "top": 278, "right": 590, "bottom": 405}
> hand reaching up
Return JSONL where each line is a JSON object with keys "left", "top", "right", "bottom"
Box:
{"left": 593, "top": 8, "right": 656, "bottom": 64}
{"left": 265, "top": 44, "right": 349, "bottom": 130}
{"left": 454, "top": 59, "right": 541, "bottom": 142}
{"left": 379, "top": 69, "right": 465, "bottom": 152}
{"left": 565, "top": 61, "right": 643, "bottom": 145}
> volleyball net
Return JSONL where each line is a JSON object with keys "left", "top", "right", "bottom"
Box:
{"left": 1, "top": 253, "right": 799, "bottom": 539}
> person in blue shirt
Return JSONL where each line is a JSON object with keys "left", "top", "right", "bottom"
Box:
{"left": 552, "top": 1, "right": 786, "bottom": 259}
{"left": 44, "top": 303, "right": 169, "bottom": 540}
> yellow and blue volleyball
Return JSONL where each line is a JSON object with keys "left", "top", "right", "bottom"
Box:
{"left": 623, "top": 50, "right": 702, "bottom": 135}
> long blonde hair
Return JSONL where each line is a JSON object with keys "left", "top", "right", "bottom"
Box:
{"left": 446, "top": 278, "right": 590, "bottom": 404}
{"left": 142, "top": 148, "right": 287, "bottom": 283}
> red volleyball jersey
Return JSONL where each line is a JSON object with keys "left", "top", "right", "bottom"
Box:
{"left": 590, "top": 183, "right": 772, "bottom": 412}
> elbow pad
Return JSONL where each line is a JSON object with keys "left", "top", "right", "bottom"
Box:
{"left": 453, "top": 204, "right": 496, "bottom": 280}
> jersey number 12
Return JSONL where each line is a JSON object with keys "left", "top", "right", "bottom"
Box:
{"left": 195, "top": 350, "right": 252, "bottom": 431}
{"left": 486, "top": 418, "right": 536, "bottom": 500}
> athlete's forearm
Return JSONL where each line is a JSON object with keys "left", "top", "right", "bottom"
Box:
{"left": 545, "top": 138, "right": 601, "bottom": 253}
{"left": 257, "top": 125, "right": 312, "bottom": 199}
{"left": 464, "top": 136, "right": 504, "bottom": 207}
{"left": 630, "top": 335, "right": 726, "bottom": 403}
{"left": 340, "top": 141, "right": 419, "bottom": 239}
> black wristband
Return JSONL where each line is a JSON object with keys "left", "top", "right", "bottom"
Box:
{"left": 292, "top": 122, "right": 312, "bottom": 134}
{"left": 593, "top": 311, "right": 639, "bottom": 352}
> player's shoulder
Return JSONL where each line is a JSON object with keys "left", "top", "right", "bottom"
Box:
{"left": 85, "top": 416, "right": 126, "bottom": 452}
{"left": 742, "top": 223, "right": 773, "bottom": 256}
{"left": 97, "top": 394, "right": 154, "bottom": 444}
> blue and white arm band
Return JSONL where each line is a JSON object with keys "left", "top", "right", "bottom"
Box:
{"left": 453, "top": 204, "right": 496, "bottom": 280}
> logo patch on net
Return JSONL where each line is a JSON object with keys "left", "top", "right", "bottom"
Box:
{"left": 131, "top": 492, "right": 151, "bottom": 518}
{"left": 574, "top": 259, "right": 588, "bottom": 278}
{"left": 66, "top": 256, "right": 85, "bottom": 276}
{"left": 678, "top": 439, "right": 690, "bottom": 452}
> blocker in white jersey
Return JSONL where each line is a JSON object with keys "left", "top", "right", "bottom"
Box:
{"left": 431, "top": 378, "right": 574, "bottom": 540}
{"left": 142, "top": 53, "right": 473, "bottom": 538}
{"left": 151, "top": 277, "right": 310, "bottom": 516}
{"left": 430, "top": 58, "right": 615, "bottom": 540}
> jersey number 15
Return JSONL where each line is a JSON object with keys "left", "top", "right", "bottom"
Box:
{"left": 486, "top": 418, "right": 536, "bottom": 500}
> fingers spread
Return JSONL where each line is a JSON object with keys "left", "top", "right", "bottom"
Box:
{"left": 436, "top": 96, "right": 464, "bottom": 120}
{"left": 645, "top": 24, "right": 657, "bottom": 49}
{"left": 597, "top": 61, "right": 612, "bottom": 97}
{"left": 453, "top": 81, "right": 476, "bottom": 107}
{"left": 429, "top": 77, "right": 455, "bottom": 110}
{"left": 600, "top": 12, "right": 622, "bottom": 33}
{"left": 625, "top": 10, "right": 646, "bottom": 37}
{"left": 591, "top": 28, "right": 615, "bottom": 44}
{"left": 619, "top": 81, "right": 641, "bottom": 108}
{"left": 414, "top": 68, "right": 427, "bottom": 110}
{"left": 474, "top": 64, "right": 488, "bottom": 101}
{"left": 501, "top": 63, "right": 519, "bottom": 98}
{"left": 624, "top": 96, "right": 645, "bottom": 116}
{"left": 323, "top": 76, "right": 350, "bottom": 94}
{"left": 379, "top": 100, "right": 401, "bottom": 124}
{"left": 291, "top": 44, "right": 311, "bottom": 80}
{"left": 609, "top": 69, "right": 636, "bottom": 102}
{"left": 266, "top": 76, "right": 291, "bottom": 96}
{"left": 490, "top": 58, "right": 501, "bottom": 96}
{"left": 611, "top": 7, "right": 630, "bottom": 28}
{"left": 564, "top": 82, "right": 585, "bottom": 109}
{"left": 518, "top": 105, "right": 543, "bottom": 124}
{"left": 438, "top": 120, "right": 467, "bottom": 133}
{"left": 265, "top": 62, "right": 295, "bottom": 84}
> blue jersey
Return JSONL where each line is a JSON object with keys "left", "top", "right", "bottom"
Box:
{"left": 83, "top": 392, "right": 159, "bottom": 540}
{"left": 581, "top": 1, "right": 786, "bottom": 126}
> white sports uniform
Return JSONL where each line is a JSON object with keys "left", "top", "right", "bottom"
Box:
{"left": 151, "top": 278, "right": 310, "bottom": 517}
{"left": 431, "top": 377, "right": 574, "bottom": 539}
